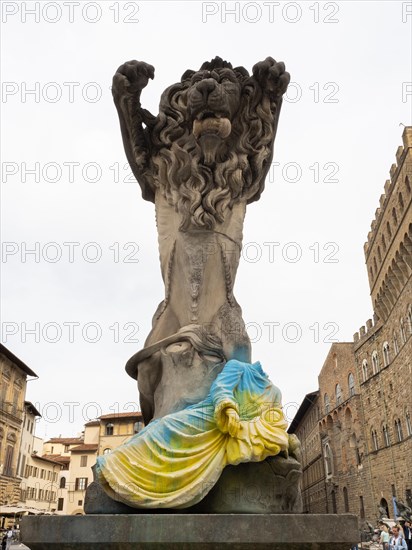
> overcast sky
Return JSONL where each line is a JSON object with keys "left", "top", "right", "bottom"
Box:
{"left": 1, "top": 0, "right": 411, "bottom": 438}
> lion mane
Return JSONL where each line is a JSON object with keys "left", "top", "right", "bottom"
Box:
{"left": 140, "top": 57, "right": 280, "bottom": 230}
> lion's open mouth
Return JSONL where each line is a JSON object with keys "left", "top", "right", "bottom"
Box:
{"left": 193, "top": 115, "right": 231, "bottom": 139}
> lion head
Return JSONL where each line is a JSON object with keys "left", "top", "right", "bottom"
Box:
{"left": 144, "top": 57, "right": 286, "bottom": 230}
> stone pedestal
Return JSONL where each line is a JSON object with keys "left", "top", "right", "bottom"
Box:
{"left": 21, "top": 513, "right": 359, "bottom": 549}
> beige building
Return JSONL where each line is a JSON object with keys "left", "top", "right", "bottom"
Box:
{"left": 42, "top": 411, "right": 144, "bottom": 514}
{"left": 0, "top": 344, "right": 38, "bottom": 508}
{"left": 290, "top": 127, "right": 412, "bottom": 523}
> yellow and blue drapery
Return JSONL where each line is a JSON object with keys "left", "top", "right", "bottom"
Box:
{"left": 95, "top": 359, "right": 289, "bottom": 509}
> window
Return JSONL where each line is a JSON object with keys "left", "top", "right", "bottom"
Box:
{"left": 392, "top": 207, "right": 397, "bottom": 225}
{"left": 377, "top": 246, "right": 382, "bottom": 262}
{"left": 80, "top": 455, "right": 88, "bottom": 467}
{"left": 324, "top": 444, "right": 333, "bottom": 477}
{"left": 371, "top": 429, "right": 379, "bottom": 451}
{"left": 64, "top": 445, "right": 69, "bottom": 452}
{"left": 38, "top": 489, "right": 44, "bottom": 501}
{"left": 372, "top": 351, "right": 379, "bottom": 374}
{"left": 383, "top": 342, "right": 390, "bottom": 367}
{"left": 399, "top": 192, "right": 404, "bottom": 211}
{"left": 400, "top": 318, "right": 406, "bottom": 344}
{"left": 324, "top": 394, "right": 330, "bottom": 414}
{"left": 360, "top": 496, "right": 365, "bottom": 519}
{"left": 331, "top": 489, "right": 337, "bottom": 514}
{"left": 134, "top": 421, "right": 144, "bottom": 434}
{"left": 381, "top": 234, "right": 386, "bottom": 252}
{"left": 348, "top": 373, "right": 355, "bottom": 397}
{"left": 393, "top": 332, "right": 399, "bottom": 354}
{"left": 32, "top": 467, "right": 38, "bottom": 478}
{"left": 105, "top": 423, "right": 114, "bottom": 436}
{"left": 406, "top": 175, "right": 411, "bottom": 194}
{"left": 406, "top": 411, "right": 412, "bottom": 437}
{"left": 335, "top": 384, "right": 342, "bottom": 406}
{"left": 78, "top": 500, "right": 83, "bottom": 506}
{"left": 343, "top": 487, "right": 349, "bottom": 512}
{"left": 383, "top": 424, "right": 390, "bottom": 447}
{"left": 60, "top": 477, "right": 66, "bottom": 489}
{"left": 395, "top": 419, "right": 403, "bottom": 442}
{"left": 41, "top": 469, "right": 46, "bottom": 479}
{"left": 57, "top": 498, "right": 64, "bottom": 511}
{"left": 386, "top": 221, "right": 392, "bottom": 239}
{"left": 75, "top": 477, "right": 88, "bottom": 491}
{"left": 3, "top": 445, "right": 14, "bottom": 477}
{"left": 362, "top": 360, "right": 368, "bottom": 381}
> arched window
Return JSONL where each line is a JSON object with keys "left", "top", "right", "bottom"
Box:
{"left": 399, "top": 192, "right": 404, "bottom": 211}
{"left": 387, "top": 221, "right": 392, "bottom": 239}
{"left": 362, "top": 360, "right": 368, "bottom": 382}
{"left": 392, "top": 207, "right": 397, "bottom": 225}
{"left": 371, "top": 429, "right": 379, "bottom": 451}
{"left": 381, "top": 234, "right": 386, "bottom": 252}
{"left": 372, "top": 351, "right": 379, "bottom": 374}
{"left": 324, "top": 443, "right": 333, "bottom": 477}
{"left": 400, "top": 318, "right": 406, "bottom": 344}
{"left": 383, "top": 424, "right": 390, "bottom": 447}
{"left": 343, "top": 487, "right": 349, "bottom": 512}
{"left": 331, "top": 489, "right": 337, "bottom": 513}
{"left": 383, "top": 342, "right": 390, "bottom": 367}
{"left": 335, "top": 384, "right": 342, "bottom": 405}
{"left": 393, "top": 332, "right": 399, "bottom": 354}
{"left": 59, "top": 477, "right": 66, "bottom": 489}
{"left": 103, "top": 448, "right": 111, "bottom": 455}
{"left": 405, "top": 175, "right": 411, "bottom": 194}
{"left": 395, "top": 419, "right": 403, "bottom": 442}
{"left": 324, "top": 394, "right": 330, "bottom": 414}
{"left": 348, "top": 373, "right": 355, "bottom": 397}
{"left": 406, "top": 411, "right": 412, "bottom": 437}
{"left": 105, "top": 423, "right": 114, "bottom": 436}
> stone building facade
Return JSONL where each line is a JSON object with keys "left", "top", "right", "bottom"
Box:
{"left": 0, "top": 344, "right": 38, "bottom": 507}
{"left": 353, "top": 126, "right": 412, "bottom": 520}
{"left": 289, "top": 127, "right": 412, "bottom": 523}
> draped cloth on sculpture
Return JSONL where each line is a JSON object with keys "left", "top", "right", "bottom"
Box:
{"left": 94, "top": 360, "right": 289, "bottom": 509}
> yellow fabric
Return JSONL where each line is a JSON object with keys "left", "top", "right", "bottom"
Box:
{"left": 95, "top": 360, "right": 289, "bottom": 509}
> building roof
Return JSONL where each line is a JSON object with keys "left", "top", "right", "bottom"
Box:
{"left": 0, "top": 343, "right": 38, "bottom": 377}
{"left": 99, "top": 411, "right": 143, "bottom": 420}
{"left": 45, "top": 437, "right": 83, "bottom": 445}
{"left": 84, "top": 420, "right": 100, "bottom": 427}
{"left": 31, "top": 453, "right": 62, "bottom": 466}
{"left": 41, "top": 454, "right": 70, "bottom": 465}
{"left": 287, "top": 391, "right": 319, "bottom": 434}
{"left": 25, "top": 401, "right": 42, "bottom": 417}
{"left": 70, "top": 444, "right": 98, "bottom": 453}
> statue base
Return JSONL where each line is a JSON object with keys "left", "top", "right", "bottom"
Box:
{"left": 21, "top": 513, "right": 359, "bottom": 549}
{"left": 85, "top": 455, "right": 303, "bottom": 514}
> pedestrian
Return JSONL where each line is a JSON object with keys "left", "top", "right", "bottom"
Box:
{"left": 389, "top": 525, "right": 408, "bottom": 550}
{"left": 1, "top": 533, "right": 7, "bottom": 550}
{"left": 380, "top": 523, "right": 390, "bottom": 550}
{"left": 403, "top": 521, "right": 412, "bottom": 550}
{"left": 4, "top": 528, "right": 13, "bottom": 550}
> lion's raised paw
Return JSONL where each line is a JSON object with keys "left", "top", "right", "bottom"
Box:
{"left": 112, "top": 60, "right": 155, "bottom": 98}
{"left": 252, "top": 57, "right": 290, "bottom": 99}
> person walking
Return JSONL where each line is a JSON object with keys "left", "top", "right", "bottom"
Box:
{"left": 389, "top": 525, "right": 408, "bottom": 550}
{"left": 403, "top": 521, "right": 412, "bottom": 550}
{"left": 380, "top": 523, "right": 390, "bottom": 550}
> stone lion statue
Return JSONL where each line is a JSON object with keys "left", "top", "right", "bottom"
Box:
{"left": 112, "top": 56, "right": 290, "bottom": 424}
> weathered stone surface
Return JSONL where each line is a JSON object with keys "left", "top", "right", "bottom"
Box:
{"left": 86, "top": 455, "right": 302, "bottom": 515}
{"left": 21, "top": 513, "right": 359, "bottom": 549}
{"left": 112, "top": 56, "right": 290, "bottom": 424}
